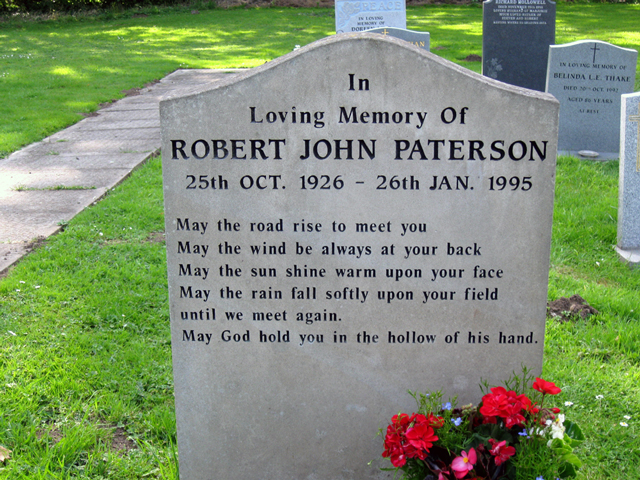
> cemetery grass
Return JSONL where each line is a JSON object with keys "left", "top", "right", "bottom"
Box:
{"left": 1, "top": 159, "right": 639, "bottom": 479}
{"left": 1, "top": 3, "right": 639, "bottom": 157}
{"left": 0, "top": 4, "right": 639, "bottom": 480}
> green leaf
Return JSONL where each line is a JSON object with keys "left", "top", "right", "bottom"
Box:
{"left": 549, "top": 437, "right": 573, "bottom": 455}
{"left": 564, "top": 420, "right": 585, "bottom": 444}
{"left": 561, "top": 453, "right": 583, "bottom": 468}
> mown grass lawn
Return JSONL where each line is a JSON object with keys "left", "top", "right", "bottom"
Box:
{"left": 0, "top": 3, "right": 638, "bottom": 158}
{"left": 0, "top": 4, "right": 639, "bottom": 479}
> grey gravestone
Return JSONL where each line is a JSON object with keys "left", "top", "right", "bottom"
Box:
{"left": 366, "top": 26, "right": 430, "bottom": 51}
{"left": 616, "top": 92, "right": 640, "bottom": 265}
{"left": 335, "top": 0, "right": 406, "bottom": 33}
{"left": 546, "top": 40, "right": 637, "bottom": 158}
{"left": 482, "top": 0, "right": 556, "bottom": 92}
{"left": 160, "top": 34, "right": 558, "bottom": 480}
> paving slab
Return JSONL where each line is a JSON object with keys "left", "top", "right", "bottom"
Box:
{"left": 0, "top": 68, "right": 241, "bottom": 275}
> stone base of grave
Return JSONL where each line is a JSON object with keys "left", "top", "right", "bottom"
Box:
{"left": 558, "top": 150, "right": 619, "bottom": 161}
{"left": 615, "top": 246, "right": 640, "bottom": 267}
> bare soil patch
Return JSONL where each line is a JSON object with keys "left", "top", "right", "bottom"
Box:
{"left": 547, "top": 294, "right": 599, "bottom": 322}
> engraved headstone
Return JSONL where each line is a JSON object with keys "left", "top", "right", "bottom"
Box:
{"left": 482, "top": 0, "right": 556, "bottom": 92}
{"left": 160, "top": 34, "right": 559, "bottom": 480}
{"left": 335, "top": 0, "right": 406, "bottom": 33}
{"left": 546, "top": 40, "right": 637, "bottom": 158}
{"left": 366, "top": 26, "right": 430, "bottom": 51}
{"left": 616, "top": 92, "right": 640, "bottom": 265}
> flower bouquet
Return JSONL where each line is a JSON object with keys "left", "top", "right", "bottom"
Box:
{"left": 381, "top": 371, "right": 584, "bottom": 480}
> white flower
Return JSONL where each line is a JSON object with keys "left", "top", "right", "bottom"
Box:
{"left": 620, "top": 422, "right": 629, "bottom": 427}
{"left": 546, "top": 414, "right": 566, "bottom": 440}
{"left": 19, "top": 281, "right": 25, "bottom": 284}
{"left": 624, "top": 415, "right": 631, "bottom": 420}
{"left": 564, "top": 401, "right": 574, "bottom": 407}
{"left": 596, "top": 395, "right": 604, "bottom": 400}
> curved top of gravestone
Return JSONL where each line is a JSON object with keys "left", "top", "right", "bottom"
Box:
{"left": 550, "top": 38, "right": 638, "bottom": 55}
{"left": 483, "top": 0, "right": 556, "bottom": 6}
{"left": 160, "top": 33, "right": 559, "bottom": 107}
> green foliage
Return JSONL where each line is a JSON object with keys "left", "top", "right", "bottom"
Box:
{"left": 0, "top": 0, "right": 191, "bottom": 15}
{"left": 0, "top": 5, "right": 638, "bottom": 478}
{"left": 0, "top": 157, "right": 178, "bottom": 478}
{"left": 386, "top": 371, "right": 585, "bottom": 480}
{"left": 0, "top": 4, "right": 638, "bottom": 157}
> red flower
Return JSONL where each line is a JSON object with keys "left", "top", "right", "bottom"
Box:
{"left": 405, "top": 422, "right": 438, "bottom": 452}
{"left": 382, "top": 413, "right": 440, "bottom": 467}
{"left": 425, "top": 413, "right": 445, "bottom": 428}
{"left": 482, "top": 415, "right": 497, "bottom": 425}
{"left": 479, "top": 387, "right": 531, "bottom": 428}
{"left": 488, "top": 439, "right": 516, "bottom": 466}
{"left": 532, "top": 377, "right": 561, "bottom": 395}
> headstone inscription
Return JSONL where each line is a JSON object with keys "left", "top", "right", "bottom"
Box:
{"left": 160, "top": 34, "right": 559, "bottom": 480}
{"left": 366, "top": 27, "right": 430, "bottom": 51}
{"left": 546, "top": 40, "right": 637, "bottom": 158}
{"left": 616, "top": 92, "right": 640, "bottom": 266}
{"left": 335, "top": 0, "right": 406, "bottom": 33}
{"left": 482, "top": 0, "right": 556, "bottom": 92}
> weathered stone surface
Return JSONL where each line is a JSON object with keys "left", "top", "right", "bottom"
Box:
{"left": 546, "top": 40, "right": 637, "bottom": 157}
{"left": 366, "top": 26, "right": 429, "bottom": 50}
{"left": 161, "top": 33, "right": 559, "bottom": 480}
{"left": 617, "top": 92, "right": 640, "bottom": 265}
{"left": 482, "top": 0, "right": 555, "bottom": 92}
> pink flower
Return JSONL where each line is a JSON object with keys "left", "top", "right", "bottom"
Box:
{"left": 488, "top": 439, "right": 516, "bottom": 466}
{"left": 451, "top": 448, "right": 477, "bottom": 479}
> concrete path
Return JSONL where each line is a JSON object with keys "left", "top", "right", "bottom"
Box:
{"left": 0, "top": 69, "right": 239, "bottom": 275}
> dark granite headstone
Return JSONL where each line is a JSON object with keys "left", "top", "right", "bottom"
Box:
{"left": 366, "top": 27, "right": 430, "bottom": 51}
{"left": 483, "top": 0, "right": 556, "bottom": 91}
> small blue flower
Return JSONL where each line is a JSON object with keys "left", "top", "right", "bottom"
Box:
{"left": 442, "top": 402, "right": 452, "bottom": 410}
{"left": 518, "top": 429, "right": 530, "bottom": 438}
{"left": 451, "top": 417, "right": 462, "bottom": 427}
{"left": 535, "top": 476, "right": 544, "bottom": 480}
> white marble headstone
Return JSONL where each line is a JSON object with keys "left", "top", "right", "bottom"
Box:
{"left": 617, "top": 92, "right": 640, "bottom": 265}
{"left": 546, "top": 40, "right": 637, "bottom": 158}
{"left": 335, "top": 0, "right": 406, "bottom": 33}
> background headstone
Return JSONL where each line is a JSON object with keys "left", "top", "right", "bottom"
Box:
{"left": 366, "top": 26, "right": 430, "bottom": 51}
{"left": 335, "top": 0, "right": 406, "bottom": 33}
{"left": 482, "top": 0, "right": 556, "bottom": 92}
{"left": 546, "top": 40, "right": 637, "bottom": 158}
{"left": 617, "top": 92, "right": 640, "bottom": 265}
{"left": 160, "top": 34, "right": 558, "bottom": 479}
